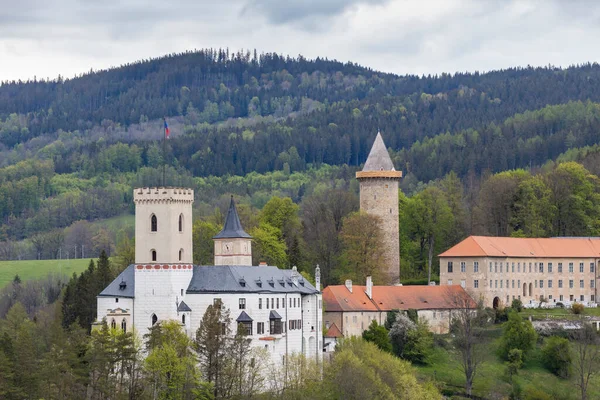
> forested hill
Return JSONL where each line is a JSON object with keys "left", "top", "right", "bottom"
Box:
{"left": 2, "top": 49, "right": 600, "bottom": 256}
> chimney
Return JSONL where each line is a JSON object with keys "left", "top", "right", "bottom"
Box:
{"left": 315, "top": 264, "right": 321, "bottom": 292}
{"left": 291, "top": 266, "right": 299, "bottom": 286}
{"left": 345, "top": 279, "right": 353, "bottom": 293}
{"left": 366, "top": 276, "right": 373, "bottom": 299}
{"left": 259, "top": 261, "right": 268, "bottom": 266}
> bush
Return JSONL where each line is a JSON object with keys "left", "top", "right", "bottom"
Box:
{"left": 495, "top": 306, "right": 509, "bottom": 323}
{"left": 511, "top": 298, "right": 523, "bottom": 312}
{"left": 542, "top": 336, "right": 571, "bottom": 378}
{"left": 362, "top": 320, "right": 392, "bottom": 353}
{"left": 388, "top": 313, "right": 432, "bottom": 364}
{"left": 406, "top": 309, "right": 418, "bottom": 324}
{"left": 499, "top": 311, "right": 537, "bottom": 361}
{"left": 571, "top": 303, "right": 585, "bottom": 314}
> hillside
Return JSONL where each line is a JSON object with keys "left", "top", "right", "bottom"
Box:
{"left": 2, "top": 50, "right": 600, "bottom": 264}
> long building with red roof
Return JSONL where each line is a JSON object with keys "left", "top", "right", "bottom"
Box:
{"left": 322, "top": 276, "right": 475, "bottom": 335}
{"left": 439, "top": 236, "right": 600, "bottom": 308}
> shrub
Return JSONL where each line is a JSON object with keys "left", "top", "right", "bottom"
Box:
{"left": 499, "top": 311, "right": 537, "bottom": 361}
{"left": 542, "top": 336, "right": 571, "bottom": 377}
{"left": 495, "top": 306, "right": 509, "bottom": 323}
{"left": 511, "top": 298, "right": 523, "bottom": 312}
{"left": 571, "top": 303, "right": 585, "bottom": 314}
{"left": 406, "top": 309, "right": 418, "bottom": 323}
{"left": 388, "top": 314, "right": 432, "bottom": 364}
{"left": 362, "top": 320, "right": 392, "bottom": 353}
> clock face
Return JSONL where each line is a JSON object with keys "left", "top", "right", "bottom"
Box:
{"left": 222, "top": 242, "right": 233, "bottom": 254}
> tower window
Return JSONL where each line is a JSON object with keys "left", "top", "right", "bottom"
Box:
{"left": 121, "top": 319, "right": 127, "bottom": 332}
{"left": 179, "top": 249, "right": 183, "bottom": 261}
{"left": 182, "top": 314, "right": 186, "bottom": 325}
{"left": 179, "top": 214, "right": 183, "bottom": 232}
{"left": 111, "top": 319, "right": 116, "bottom": 330}
{"left": 151, "top": 314, "right": 158, "bottom": 326}
{"left": 151, "top": 214, "right": 157, "bottom": 232}
{"left": 151, "top": 250, "right": 157, "bottom": 262}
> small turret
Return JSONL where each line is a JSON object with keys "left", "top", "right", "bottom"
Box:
{"left": 315, "top": 264, "right": 321, "bottom": 292}
{"left": 213, "top": 196, "right": 253, "bottom": 265}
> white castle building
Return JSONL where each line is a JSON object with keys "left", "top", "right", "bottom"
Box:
{"left": 96, "top": 187, "right": 323, "bottom": 364}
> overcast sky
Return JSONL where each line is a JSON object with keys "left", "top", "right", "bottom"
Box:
{"left": 1, "top": 0, "right": 599, "bottom": 82}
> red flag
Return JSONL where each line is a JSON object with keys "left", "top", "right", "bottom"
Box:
{"left": 164, "top": 119, "right": 170, "bottom": 139}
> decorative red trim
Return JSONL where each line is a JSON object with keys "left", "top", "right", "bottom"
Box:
{"left": 136, "top": 265, "right": 143, "bottom": 269}
{"left": 153, "top": 265, "right": 161, "bottom": 269}
{"left": 162, "top": 265, "right": 169, "bottom": 269}
{"left": 145, "top": 265, "right": 152, "bottom": 269}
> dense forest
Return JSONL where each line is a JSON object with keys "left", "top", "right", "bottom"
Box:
{"left": 1, "top": 49, "right": 600, "bottom": 281}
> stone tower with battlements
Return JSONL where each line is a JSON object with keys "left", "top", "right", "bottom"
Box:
{"left": 134, "top": 187, "right": 194, "bottom": 264}
{"left": 213, "top": 196, "right": 253, "bottom": 265}
{"left": 356, "top": 132, "right": 402, "bottom": 284}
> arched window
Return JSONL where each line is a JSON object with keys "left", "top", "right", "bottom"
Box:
{"left": 151, "top": 250, "right": 157, "bottom": 262}
{"left": 182, "top": 314, "right": 186, "bottom": 324}
{"left": 179, "top": 249, "right": 183, "bottom": 261}
{"left": 151, "top": 214, "right": 157, "bottom": 232}
{"left": 121, "top": 319, "right": 127, "bottom": 333}
{"left": 111, "top": 319, "right": 116, "bottom": 330}
{"left": 179, "top": 214, "right": 183, "bottom": 232}
{"left": 151, "top": 314, "right": 158, "bottom": 326}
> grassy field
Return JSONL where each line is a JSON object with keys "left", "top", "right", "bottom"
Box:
{"left": 0, "top": 259, "right": 91, "bottom": 288}
{"left": 415, "top": 325, "right": 600, "bottom": 399}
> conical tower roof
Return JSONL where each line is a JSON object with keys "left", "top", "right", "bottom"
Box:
{"left": 214, "top": 196, "right": 251, "bottom": 239}
{"left": 362, "top": 132, "right": 395, "bottom": 171}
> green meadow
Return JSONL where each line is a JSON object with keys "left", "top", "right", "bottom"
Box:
{"left": 0, "top": 259, "right": 91, "bottom": 288}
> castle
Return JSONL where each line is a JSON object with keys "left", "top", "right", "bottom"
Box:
{"left": 356, "top": 132, "right": 402, "bottom": 284}
{"left": 96, "top": 188, "right": 323, "bottom": 365}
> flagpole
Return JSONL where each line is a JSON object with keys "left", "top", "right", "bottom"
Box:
{"left": 162, "top": 117, "right": 166, "bottom": 187}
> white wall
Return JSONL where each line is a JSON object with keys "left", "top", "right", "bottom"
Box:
{"left": 133, "top": 265, "right": 194, "bottom": 338}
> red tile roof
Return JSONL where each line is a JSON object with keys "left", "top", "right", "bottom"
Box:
{"left": 322, "top": 284, "right": 475, "bottom": 312}
{"left": 325, "top": 323, "right": 343, "bottom": 338}
{"left": 439, "top": 236, "right": 600, "bottom": 258}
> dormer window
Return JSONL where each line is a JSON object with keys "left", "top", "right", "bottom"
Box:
{"left": 151, "top": 214, "right": 158, "bottom": 232}
{"left": 179, "top": 214, "right": 183, "bottom": 232}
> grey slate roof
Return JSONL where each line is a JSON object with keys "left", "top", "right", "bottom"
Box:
{"left": 236, "top": 311, "right": 253, "bottom": 322}
{"left": 362, "top": 132, "right": 395, "bottom": 172}
{"left": 98, "top": 265, "right": 135, "bottom": 298}
{"left": 177, "top": 301, "right": 192, "bottom": 312}
{"left": 187, "top": 265, "right": 319, "bottom": 295}
{"left": 214, "top": 196, "right": 251, "bottom": 239}
{"left": 269, "top": 310, "right": 282, "bottom": 320}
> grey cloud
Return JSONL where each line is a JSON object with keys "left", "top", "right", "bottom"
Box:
{"left": 240, "top": 0, "right": 389, "bottom": 26}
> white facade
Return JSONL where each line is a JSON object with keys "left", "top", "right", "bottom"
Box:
{"left": 96, "top": 188, "right": 322, "bottom": 366}
{"left": 134, "top": 187, "right": 194, "bottom": 264}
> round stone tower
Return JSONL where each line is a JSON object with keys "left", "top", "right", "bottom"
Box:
{"left": 133, "top": 187, "right": 194, "bottom": 264}
{"left": 356, "top": 132, "right": 402, "bottom": 284}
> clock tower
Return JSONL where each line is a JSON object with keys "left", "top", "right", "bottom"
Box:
{"left": 213, "top": 196, "right": 252, "bottom": 265}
